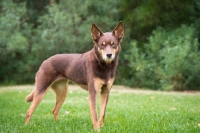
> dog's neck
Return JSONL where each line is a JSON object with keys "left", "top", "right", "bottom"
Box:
{"left": 88, "top": 47, "right": 117, "bottom": 80}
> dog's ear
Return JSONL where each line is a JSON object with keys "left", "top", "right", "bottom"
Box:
{"left": 112, "top": 21, "right": 124, "bottom": 42}
{"left": 91, "top": 23, "right": 103, "bottom": 43}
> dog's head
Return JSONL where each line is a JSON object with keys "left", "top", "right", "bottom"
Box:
{"left": 91, "top": 22, "right": 124, "bottom": 64}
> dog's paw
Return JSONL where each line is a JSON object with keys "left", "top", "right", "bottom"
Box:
{"left": 93, "top": 122, "right": 100, "bottom": 131}
{"left": 94, "top": 128, "right": 100, "bottom": 133}
{"left": 98, "top": 119, "right": 105, "bottom": 127}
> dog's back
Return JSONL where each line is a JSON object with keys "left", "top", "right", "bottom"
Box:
{"left": 43, "top": 53, "right": 89, "bottom": 85}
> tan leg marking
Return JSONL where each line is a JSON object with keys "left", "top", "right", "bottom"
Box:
{"left": 94, "top": 78, "right": 105, "bottom": 92}
{"left": 51, "top": 80, "right": 68, "bottom": 120}
{"left": 99, "top": 78, "right": 114, "bottom": 126}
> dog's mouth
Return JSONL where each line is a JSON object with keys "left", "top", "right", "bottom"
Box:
{"left": 102, "top": 53, "right": 115, "bottom": 64}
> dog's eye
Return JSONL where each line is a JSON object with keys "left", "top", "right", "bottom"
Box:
{"left": 101, "top": 43, "right": 106, "bottom": 46}
{"left": 100, "top": 45, "right": 105, "bottom": 49}
{"left": 101, "top": 43, "right": 106, "bottom": 47}
{"left": 112, "top": 45, "right": 117, "bottom": 49}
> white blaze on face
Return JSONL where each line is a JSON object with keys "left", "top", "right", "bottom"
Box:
{"left": 102, "top": 50, "right": 115, "bottom": 61}
{"left": 101, "top": 45, "right": 115, "bottom": 64}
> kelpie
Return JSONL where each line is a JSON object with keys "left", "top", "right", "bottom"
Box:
{"left": 25, "top": 21, "right": 124, "bottom": 130}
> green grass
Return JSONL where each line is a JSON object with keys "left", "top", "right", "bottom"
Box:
{"left": 0, "top": 85, "right": 200, "bottom": 133}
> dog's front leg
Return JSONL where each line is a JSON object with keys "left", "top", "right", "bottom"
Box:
{"left": 88, "top": 79, "right": 104, "bottom": 130}
{"left": 99, "top": 86, "right": 110, "bottom": 127}
{"left": 88, "top": 87, "right": 99, "bottom": 130}
{"left": 99, "top": 78, "right": 114, "bottom": 127}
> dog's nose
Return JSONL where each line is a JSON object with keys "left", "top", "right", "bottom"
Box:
{"left": 106, "top": 54, "right": 112, "bottom": 58}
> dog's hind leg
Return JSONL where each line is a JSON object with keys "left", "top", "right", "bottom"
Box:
{"left": 51, "top": 80, "right": 68, "bottom": 120}
{"left": 25, "top": 73, "right": 52, "bottom": 124}
{"left": 25, "top": 92, "right": 44, "bottom": 124}
{"left": 25, "top": 86, "right": 49, "bottom": 124}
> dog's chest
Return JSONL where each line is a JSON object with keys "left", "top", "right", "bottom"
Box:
{"left": 92, "top": 62, "right": 117, "bottom": 82}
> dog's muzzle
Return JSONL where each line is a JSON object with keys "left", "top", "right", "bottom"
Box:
{"left": 102, "top": 52, "right": 115, "bottom": 63}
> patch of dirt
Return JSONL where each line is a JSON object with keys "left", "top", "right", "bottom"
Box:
{"left": 0, "top": 85, "right": 199, "bottom": 95}
{"left": 113, "top": 85, "right": 200, "bottom": 95}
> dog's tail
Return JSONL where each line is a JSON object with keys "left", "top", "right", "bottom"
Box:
{"left": 26, "top": 90, "right": 34, "bottom": 102}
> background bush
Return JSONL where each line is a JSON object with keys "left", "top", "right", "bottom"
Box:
{"left": 1, "top": 0, "right": 200, "bottom": 90}
{"left": 125, "top": 25, "right": 200, "bottom": 90}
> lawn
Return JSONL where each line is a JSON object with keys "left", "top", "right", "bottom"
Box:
{"left": 0, "top": 85, "right": 200, "bottom": 133}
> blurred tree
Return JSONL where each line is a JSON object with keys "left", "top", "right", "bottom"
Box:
{"left": 124, "top": 25, "right": 200, "bottom": 90}
{"left": 0, "top": 0, "right": 30, "bottom": 83}
{"left": 120, "top": 0, "right": 199, "bottom": 44}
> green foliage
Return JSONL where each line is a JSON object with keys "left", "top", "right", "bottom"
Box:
{"left": 0, "top": 1, "right": 27, "bottom": 55}
{"left": 0, "top": 0, "right": 31, "bottom": 83}
{"left": 125, "top": 25, "right": 200, "bottom": 90}
{"left": 120, "top": 0, "right": 199, "bottom": 43}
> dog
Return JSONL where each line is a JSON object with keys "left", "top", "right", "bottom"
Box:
{"left": 25, "top": 21, "right": 124, "bottom": 130}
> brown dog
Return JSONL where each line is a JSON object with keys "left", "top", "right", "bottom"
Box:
{"left": 25, "top": 21, "right": 124, "bottom": 130}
